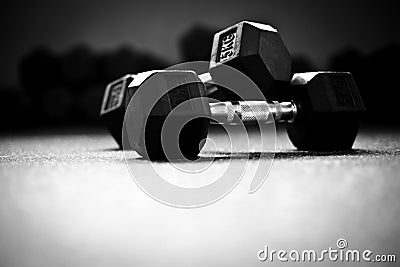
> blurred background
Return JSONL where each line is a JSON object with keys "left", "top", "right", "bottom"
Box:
{"left": 1, "top": 0, "right": 399, "bottom": 130}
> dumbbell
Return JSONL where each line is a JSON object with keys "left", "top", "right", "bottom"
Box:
{"left": 100, "top": 21, "right": 291, "bottom": 147}
{"left": 207, "top": 21, "right": 291, "bottom": 99}
{"left": 184, "top": 20, "right": 291, "bottom": 99}
{"left": 178, "top": 21, "right": 292, "bottom": 97}
{"left": 121, "top": 70, "right": 365, "bottom": 160}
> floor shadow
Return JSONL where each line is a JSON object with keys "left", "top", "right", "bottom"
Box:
{"left": 124, "top": 148, "right": 400, "bottom": 163}
{"left": 100, "top": 147, "right": 121, "bottom": 152}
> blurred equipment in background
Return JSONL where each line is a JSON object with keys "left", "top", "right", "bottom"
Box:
{"left": 19, "top": 46, "right": 65, "bottom": 123}
{"left": 0, "top": 88, "right": 33, "bottom": 130}
{"left": 18, "top": 45, "right": 169, "bottom": 127}
{"left": 98, "top": 46, "right": 168, "bottom": 83}
{"left": 61, "top": 45, "right": 98, "bottom": 90}
{"left": 179, "top": 25, "right": 220, "bottom": 62}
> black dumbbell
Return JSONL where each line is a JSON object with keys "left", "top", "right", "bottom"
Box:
{"left": 208, "top": 21, "right": 291, "bottom": 100}
{"left": 286, "top": 72, "right": 365, "bottom": 150}
{"left": 179, "top": 21, "right": 291, "bottom": 98}
{"left": 121, "top": 70, "right": 365, "bottom": 160}
{"left": 100, "top": 21, "right": 291, "bottom": 147}
{"left": 100, "top": 74, "right": 135, "bottom": 146}
{"left": 179, "top": 21, "right": 291, "bottom": 99}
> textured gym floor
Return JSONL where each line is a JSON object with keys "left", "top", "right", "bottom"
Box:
{"left": 0, "top": 125, "right": 399, "bottom": 266}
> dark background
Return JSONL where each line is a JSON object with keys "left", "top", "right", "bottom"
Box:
{"left": 1, "top": 2, "right": 400, "bottom": 265}
{"left": 1, "top": 0, "right": 400, "bottom": 129}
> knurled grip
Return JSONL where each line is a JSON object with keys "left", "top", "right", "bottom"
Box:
{"left": 209, "top": 101, "right": 296, "bottom": 125}
{"left": 209, "top": 101, "right": 274, "bottom": 124}
{"left": 238, "top": 102, "right": 271, "bottom": 122}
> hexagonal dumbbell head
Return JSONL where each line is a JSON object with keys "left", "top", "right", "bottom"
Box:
{"left": 286, "top": 72, "right": 365, "bottom": 151}
{"left": 100, "top": 74, "right": 134, "bottom": 148}
{"left": 122, "top": 70, "right": 210, "bottom": 160}
{"left": 210, "top": 21, "right": 292, "bottom": 100}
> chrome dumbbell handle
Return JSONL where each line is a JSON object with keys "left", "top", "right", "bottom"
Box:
{"left": 209, "top": 101, "right": 297, "bottom": 125}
